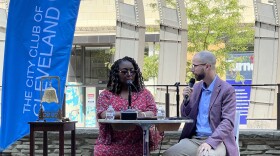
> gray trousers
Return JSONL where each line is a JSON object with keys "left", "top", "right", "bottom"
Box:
{"left": 162, "top": 138, "right": 226, "bottom": 156}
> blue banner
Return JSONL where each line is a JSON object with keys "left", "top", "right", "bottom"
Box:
{"left": 226, "top": 52, "right": 254, "bottom": 125}
{"left": 0, "top": 0, "right": 80, "bottom": 151}
{"left": 226, "top": 79, "right": 252, "bottom": 125}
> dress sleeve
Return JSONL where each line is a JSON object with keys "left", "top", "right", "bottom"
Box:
{"left": 96, "top": 90, "right": 110, "bottom": 119}
{"left": 144, "top": 89, "right": 164, "bottom": 151}
{"left": 144, "top": 89, "right": 157, "bottom": 115}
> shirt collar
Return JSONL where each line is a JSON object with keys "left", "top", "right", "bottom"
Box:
{"left": 202, "top": 75, "right": 217, "bottom": 92}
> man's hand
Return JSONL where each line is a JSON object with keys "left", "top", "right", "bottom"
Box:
{"left": 183, "top": 86, "right": 193, "bottom": 101}
{"left": 197, "top": 143, "right": 212, "bottom": 156}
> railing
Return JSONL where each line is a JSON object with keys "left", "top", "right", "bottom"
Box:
{"left": 0, "top": 83, "right": 279, "bottom": 129}
{"left": 63, "top": 83, "right": 280, "bottom": 129}
{"left": 145, "top": 83, "right": 280, "bottom": 130}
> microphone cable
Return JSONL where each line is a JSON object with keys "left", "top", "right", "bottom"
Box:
{"left": 155, "top": 128, "right": 165, "bottom": 156}
{"left": 157, "top": 134, "right": 165, "bottom": 156}
{"left": 128, "top": 81, "right": 139, "bottom": 102}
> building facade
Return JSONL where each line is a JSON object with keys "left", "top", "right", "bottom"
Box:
{"left": 0, "top": 0, "right": 257, "bottom": 127}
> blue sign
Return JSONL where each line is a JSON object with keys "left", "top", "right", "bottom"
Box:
{"left": 226, "top": 52, "right": 254, "bottom": 125}
{"left": 226, "top": 80, "right": 252, "bottom": 124}
{"left": 0, "top": 0, "right": 80, "bottom": 151}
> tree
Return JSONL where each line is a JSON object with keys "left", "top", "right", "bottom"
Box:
{"left": 149, "top": 0, "right": 254, "bottom": 81}
{"left": 186, "top": 0, "right": 254, "bottom": 79}
{"left": 142, "top": 54, "right": 159, "bottom": 81}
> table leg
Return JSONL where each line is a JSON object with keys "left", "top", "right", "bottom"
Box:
{"left": 71, "top": 129, "right": 76, "bottom": 156}
{"left": 59, "top": 129, "right": 64, "bottom": 156}
{"left": 43, "top": 131, "right": 47, "bottom": 156}
{"left": 141, "top": 124, "right": 150, "bottom": 156}
{"left": 30, "top": 125, "right": 34, "bottom": 156}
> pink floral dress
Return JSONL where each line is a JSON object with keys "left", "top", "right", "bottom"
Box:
{"left": 94, "top": 89, "right": 161, "bottom": 156}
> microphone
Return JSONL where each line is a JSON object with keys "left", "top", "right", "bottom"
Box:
{"left": 121, "top": 79, "right": 137, "bottom": 120}
{"left": 126, "top": 80, "right": 132, "bottom": 109}
{"left": 185, "top": 78, "right": 196, "bottom": 100}
{"left": 126, "top": 80, "right": 133, "bottom": 86}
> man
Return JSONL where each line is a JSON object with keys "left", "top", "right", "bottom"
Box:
{"left": 163, "top": 51, "right": 238, "bottom": 156}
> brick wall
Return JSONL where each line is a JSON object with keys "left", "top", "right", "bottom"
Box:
{"left": 2, "top": 129, "right": 280, "bottom": 156}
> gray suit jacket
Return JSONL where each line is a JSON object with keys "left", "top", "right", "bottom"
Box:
{"left": 180, "top": 77, "right": 238, "bottom": 156}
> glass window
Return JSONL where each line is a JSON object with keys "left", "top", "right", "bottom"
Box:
{"left": 84, "top": 47, "right": 111, "bottom": 85}
{"left": 68, "top": 46, "right": 82, "bottom": 83}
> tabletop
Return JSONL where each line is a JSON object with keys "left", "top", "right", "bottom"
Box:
{"left": 28, "top": 121, "right": 77, "bottom": 124}
{"left": 98, "top": 118, "right": 193, "bottom": 124}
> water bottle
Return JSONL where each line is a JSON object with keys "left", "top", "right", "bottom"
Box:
{"left": 106, "top": 105, "right": 115, "bottom": 120}
{"left": 157, "top": 106, "right": 165, "bottom": 120}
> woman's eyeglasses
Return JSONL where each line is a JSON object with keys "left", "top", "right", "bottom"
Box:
{"left": 119, "top": 69, "right": 136, "bottom": 75}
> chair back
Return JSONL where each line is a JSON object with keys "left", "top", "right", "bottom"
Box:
{"left": 234, "top": 111, "right": 241, "bottom": 156}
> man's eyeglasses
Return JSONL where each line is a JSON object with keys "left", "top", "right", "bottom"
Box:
{"left": 192, "top": 63, "right": 206, "bottom": 68}
{"left": 119, "top": 69, "right": 136, "bottom": 75}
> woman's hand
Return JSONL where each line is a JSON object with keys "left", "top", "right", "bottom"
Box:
{"left": 100, "top": 111, "right": 121, "bottom": 119}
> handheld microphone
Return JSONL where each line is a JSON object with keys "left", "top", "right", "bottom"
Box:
{"left": 185, "top": 78, "right": 196, "bottom": 100}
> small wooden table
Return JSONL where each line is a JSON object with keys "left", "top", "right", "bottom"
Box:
{"left": 28, "top": 121, "right": 77, "bottom": 156}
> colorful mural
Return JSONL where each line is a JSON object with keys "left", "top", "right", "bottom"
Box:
{"left": 65, "top": 82, "right": 84, "bottom": 127}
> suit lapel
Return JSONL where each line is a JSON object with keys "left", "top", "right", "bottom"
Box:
{"left": 195, "top": 83, "right": 203, "bottom": 106}
{"left": 209, "top": 77, "right": 221, "bottom": 110}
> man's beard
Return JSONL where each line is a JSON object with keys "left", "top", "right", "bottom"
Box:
{"left": 195, "top": 72, "right": 205, "bottom": 81}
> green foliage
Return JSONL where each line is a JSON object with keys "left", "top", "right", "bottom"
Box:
{"left": 149, "top": 0, "right": 255, "bottom": 81}
{"left": 142, "top": 54, "right": 159, "bottom": 81}
{"left": 186, "top": 0, "right": 254, "bottom": 79}
{"left": 105, "top": 47, "right": 115, "bottom": 69}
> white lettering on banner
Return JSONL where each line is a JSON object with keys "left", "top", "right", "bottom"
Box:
{"left": 30, "top": 34, "right": 40, "bottom": 51}
{"left": 34, "top": 78, "right": 45, "bottom": 92}
{"left": 41, "top": 35, "right": 55, "bottom": 56}
{"left": 23, "top": 5, "right": 61, "bottom": 116}
{"left": 236, "top": 92, "right": 248, "bottom": 95}
{"left": 44, "top": 21, "right": 58, "bottom": 33}
{"left": 23, "top": 91, "right": 33, "bottom": 113}
{"left": 236, "top": 96, "right": 248, "bottom": 99}
{"left": 236, "top": 100, "right": 250, "bottom": 102}
{"left": 38, "top": 57, "right": 51, "bottom": 68}
{"left": 45, "top": 7, "right": 60, "bottom": 20}
{"left": 34, "top": 6, "right": 43, "bottom": 22}
{"left": 40, "top": 7, "right": 59, "bottom": 56}
{"left": 235, "top": 89, "right": 245, "bottom": 92}
{"left": 237, "top": 103, "right": 249, "bottom": 106}
{"left": 26, "top": 61, "right": 35, "bottom": 88}
{"left": 33, "top": 104, "right": 39, "bottom": 116}
{"left": 33, "top": 99, "right": 41, "bottom": 116}
{"left": 232, "top": 63, "right": 253, "bottom": 72}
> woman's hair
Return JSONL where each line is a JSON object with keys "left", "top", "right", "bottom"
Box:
{"left": 107, "top": 56, "right": 145, "bottom": 94}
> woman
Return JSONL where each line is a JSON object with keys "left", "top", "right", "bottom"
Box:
{"left": 94, "top": 56, "right": 161, "bottom": 156}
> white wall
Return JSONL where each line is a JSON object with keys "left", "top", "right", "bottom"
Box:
{"left": 0, "top": 8, "right": 7, "bottom": 125}
{"left": 0, "top": 8, "right": 6, "bottom": 86}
